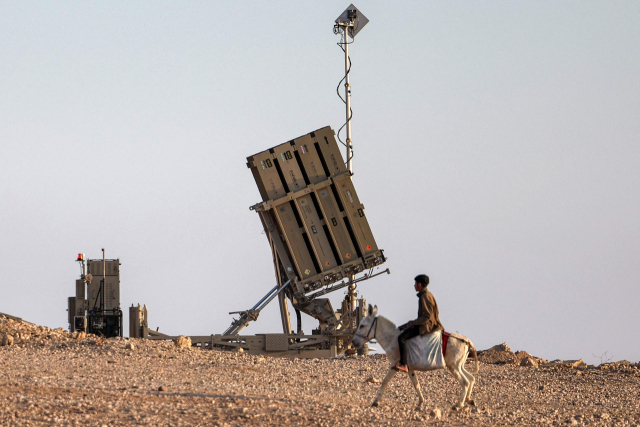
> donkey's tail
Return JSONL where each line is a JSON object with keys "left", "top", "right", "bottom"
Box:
{"left": 467, "top": 340, "right": 479, "bottom": 373}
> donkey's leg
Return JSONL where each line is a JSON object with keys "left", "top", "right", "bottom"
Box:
{"left": 460, "top": 362, "right": 476, "bottom": 406}
{"left": 372, "top": 368, "right": 397, "bottom": 407}
{"left": 408, "top": 369, "right": 425, "bottom": 408}
{"left": 447, "top": 363, "right": 470, "bottom": 410}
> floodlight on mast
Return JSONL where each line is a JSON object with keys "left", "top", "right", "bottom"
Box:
{"left": 334, "top": 4, "right": 368, "bottom": 174}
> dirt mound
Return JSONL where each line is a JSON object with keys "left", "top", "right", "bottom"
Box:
{"left": 0, "top": 314, "right": 97, "bottom": 346}
{"left": 477, "top": 343, "right": 517, "bottom": 365}
{"left": 478, "top": 343, "right": 549, "bottom": 366}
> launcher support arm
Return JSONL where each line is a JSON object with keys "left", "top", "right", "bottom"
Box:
{"left": 223, "top": 279, "right": 292, "bottom": 336}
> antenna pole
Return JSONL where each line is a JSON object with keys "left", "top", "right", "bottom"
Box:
{"left": 343, "top": 27, "right": 353, "bottom": 173}
{"left": 340, "top": 23, "right": 358, "bottom": 335}
{"left": 102, "top": 248, "right": 106, "bottom": 312}
{"left": 334, "top": 5, "right": 369, "bottom": 345}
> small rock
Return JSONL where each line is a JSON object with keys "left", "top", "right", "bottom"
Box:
{"left": 1, "top": 334, "right": 14, "bottom": 346}
{"left": 125, "top": 342, "right": 135, "bottom": 350}
{"left": 74, "top": 332, "right": 86, "bottom": 340}
{"left": 539, "top": 385, "right": 545, "bottom": 391}
{"left": 158, "top": 386, "right": 167, "bottom": 392}
{"left": 521, "top": 357, "right": 539, "bottom": 368}
{"left": 515, "top": 350, "right": 532, "bottom": 362}
{"left": 492, "top": 343, "right": 512, "bottom": 352}
{"left": 595, "top": 413, "right": 610, "bottom": 420}
{"left": 429, "top": 408, "right": 441, "bottom": 419}
{"left": 234, "top": 347, "right": 244, "bottom": 353}
{"left": 542, "top": 359, "right": 585, "bottom": 369}
{"left": 366, "top": 376, "right": 380, "bottom": 384}
{"left": 173, "top": 336, "right": 191, "bottom": 348}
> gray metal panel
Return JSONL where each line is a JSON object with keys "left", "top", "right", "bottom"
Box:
{"left": 247, "top": 151, "right": 287, "bottom": 201}
{"left": 333, "top": 175, "right": 379, "bottom": 254}
{"left": 294, "top": 194, "right": 338, "bottom": 271}
{"left": 103, "top": 276, "right": 120, "bottom": 311}
{"left": 292, "top": 134, "right": 326, "bottom": 183}
{"left": 87, "top": 260, "right": 120, "bottom": 276}
{"left": 75, "top": 279, "right": 85, "bottom": 299}
{"left": 129, "top": 305, "right": 141, "bottom": 338}
{"left": 311, "top": 127, "right": 347, "bottom": 176}
{"left": 258, "top": 210, "right": 299, "bottom": 284}
{"left": 75, "top": 297, "right": 85, "bottom": 317}
{"left": 265, "top": 334, "right": 289, "bottom": 351}
{"left": 87, "top": 280, "right": 101, "bottom": 310}
{"left": 273, "top": 203, "right": 319, "bottom": 278}
{"left": 68, "top": 297, "right": 75, "bottom": 326}
{"left": 272, "top": 142, "right": 306, "bottom": 194}
{"left": 314, "top": 186, "right": 356, "bottom": 264}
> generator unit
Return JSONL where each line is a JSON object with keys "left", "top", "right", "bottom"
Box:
{"left": 68, "top": 249, "right": 123, "bottom": 338}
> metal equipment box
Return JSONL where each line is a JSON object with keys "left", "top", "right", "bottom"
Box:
{"left": 87, "top": 259, "right": 120, "bottom": 312}
{"left": 68, "top": 253, "right": 122, "bottom": 338}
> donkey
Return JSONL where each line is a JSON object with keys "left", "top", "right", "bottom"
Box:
{"left": 352, "top": 305, "right": 479, "bottom": 410}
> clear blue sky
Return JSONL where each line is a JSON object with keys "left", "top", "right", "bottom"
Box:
{"left": 1, "top": 1, "right": 639, "bottom": 364}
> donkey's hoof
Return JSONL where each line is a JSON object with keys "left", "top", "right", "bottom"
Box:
{"left": 371, "top": 401, "right": 379, "bottom": 408}
{"left": 466, "top": 399, "right": 476, "bottom": 407}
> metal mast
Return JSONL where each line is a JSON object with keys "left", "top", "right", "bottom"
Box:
{"left": 101, "top": 248, "right": 106, "bottom": 312}
{"left": 343, "top": 29, "right": 353, "bottom": 172}
{"left": 334, "top": 5, "right": 370, "bottom": 350}
{"left": 334, "top": 4, "right": 368, "bottom": 174}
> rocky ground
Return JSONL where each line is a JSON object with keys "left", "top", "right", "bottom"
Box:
{"left": 1, "top": 315, "right": 639, "bottom": 426}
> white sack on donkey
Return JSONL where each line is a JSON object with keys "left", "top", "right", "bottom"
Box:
{"left": 406, "top": 330, "right": 446, "bottom": 370}
{"left": 352, "top": 304, "right": 479, "bottom": 410}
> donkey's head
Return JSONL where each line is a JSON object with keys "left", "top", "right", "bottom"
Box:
{"left": 352, "top": 304, "right": 378, "bottom": 348}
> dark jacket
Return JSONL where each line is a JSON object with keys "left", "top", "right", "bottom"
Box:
{"left": 414, "top": 289, "right": 444, "bottom": 336}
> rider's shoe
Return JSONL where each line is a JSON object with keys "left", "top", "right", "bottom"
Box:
{"left": 395, "top": 364, "right": 409, "bottom": 373}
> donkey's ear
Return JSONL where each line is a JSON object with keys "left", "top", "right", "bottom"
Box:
{"left": 372, "top": 305, "right": 378, "bottom": 317}
{"left": 368, "top": 304, "right": 373, "bottom": 316}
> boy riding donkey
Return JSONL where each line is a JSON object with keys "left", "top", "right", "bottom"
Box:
{"left": 351, "top": 274, "right": 478, "bottom": 409}
{"left": 394, "top": 274, "right": 443, "bottom": 373}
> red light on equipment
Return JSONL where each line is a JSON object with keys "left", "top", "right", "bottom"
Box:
{"left": 77, "top": 253, "right": 84, "bottom": 261}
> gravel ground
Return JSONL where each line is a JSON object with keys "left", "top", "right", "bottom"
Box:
{"left": 1, "top": 317, "right": 639, "bottom": 426}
